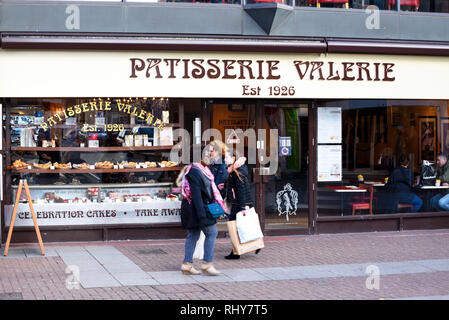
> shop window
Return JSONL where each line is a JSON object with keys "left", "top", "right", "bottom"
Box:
{"left": 317, "top": 100, "right": 449, "bottom": 217}
{"left": 157, "top": 0, "right": 242, "bottom": 4}
{"left": 411, "top": 0, "right": 449, "bottom": 13}
{"left": 295, "top": 0, "right": 398, "bottom": 10}
{"left": 2, "top": 98, "right": 201, "bottom": 230}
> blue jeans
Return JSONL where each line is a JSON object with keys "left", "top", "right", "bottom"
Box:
{"left": 183, "top": 224, "right": 218, "bottom": 263}
{"left": 431, "top": 193, "right": 449, "bottom": 211}
{"left": 393, "top": 192, "right": 422, "bottom": 213}
{"left": 409, "top": 195, "right": 423, "bottom": 212}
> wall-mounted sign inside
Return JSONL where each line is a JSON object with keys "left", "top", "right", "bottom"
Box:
{"left": 39, "top": 99, "right": 166, "bottom": 133}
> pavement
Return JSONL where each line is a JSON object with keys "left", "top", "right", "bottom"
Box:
{"left": 1, "top": 229, "right": 449, "bottom": 300}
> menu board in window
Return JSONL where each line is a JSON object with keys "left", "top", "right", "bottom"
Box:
{"left": 317, "top": 145, "right": 342, "bottom": 182}
{"left": 318, "top": 107, "right": 342, "bottom": 144}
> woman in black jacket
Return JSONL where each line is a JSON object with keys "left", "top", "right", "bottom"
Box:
{"left": 180, "top": 152, "right": 227, "bottom": 275}
{"left": 385, "top": 154, "right": 422, "bottom": 213}
{"left": 224, "top": 149, "right": 259, "bottom": 259}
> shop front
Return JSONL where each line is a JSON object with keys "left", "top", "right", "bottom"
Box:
{"left": 1, "top": 48, "right": 449, "bottom": 243}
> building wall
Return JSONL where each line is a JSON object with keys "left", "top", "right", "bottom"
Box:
{"left": 0, "top": 3, "right": 448, "bottom": 42}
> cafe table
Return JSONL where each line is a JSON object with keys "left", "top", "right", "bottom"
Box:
{"left": 417, "top": 185, "right": 449, "bottom": 211}
{"left": 364, "top": 181, "right": 386, "bottom": 187}
{"left": 325, "top": 185, "right": 367, "bottom": 216}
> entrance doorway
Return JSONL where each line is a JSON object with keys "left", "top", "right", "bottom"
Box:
{"left": 208, "top": 100, "right": 310, "bottom": 234}
{"left": 261, "top": 103, "right": 309, "bottom": 231}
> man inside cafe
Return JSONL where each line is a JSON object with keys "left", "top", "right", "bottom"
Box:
{"left": 430, "top": 153, "right": 449, "bottom": 211}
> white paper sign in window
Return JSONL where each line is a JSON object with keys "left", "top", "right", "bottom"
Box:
{"left": 317, "top": 145, "right": 342, "bottom": 182}
{"left": 318, "top": 107, "right": 342, "bottom": 144}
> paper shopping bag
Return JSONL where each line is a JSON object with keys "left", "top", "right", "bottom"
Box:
{"left": 227, "top": 220, "right": 264, "bottom": 255}
{"left": 236, "top": 207, "right": 264, "bottom": 244}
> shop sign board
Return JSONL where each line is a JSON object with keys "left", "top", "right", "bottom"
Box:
{"left": 4, "top": 201, "right": 181, "bottom": 227}
{"left": 1, "top": 51, "right": 449, "bottom": 99}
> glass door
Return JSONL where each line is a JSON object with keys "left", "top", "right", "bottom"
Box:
{"left": 261, "top": 103, "right": 309, "bottom": 230}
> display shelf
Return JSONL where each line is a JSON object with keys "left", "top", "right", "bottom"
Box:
{"left": 10, "top": 166, "right": 183, "bottom": 174}
{"left": 11, "top": 182, "right": 174, "bottom": 189}
{"left": 11, "top": 145, "right": 178, "bottom": 152}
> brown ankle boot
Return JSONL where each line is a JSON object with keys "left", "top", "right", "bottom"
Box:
{"left": 181, "top": 262, "right": 200, "bottom": 275}
{"left": 201, "top": 262, "right": 220, "bottom": 276}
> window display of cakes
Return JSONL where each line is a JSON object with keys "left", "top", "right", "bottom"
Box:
{"left": 9, "top": 160, "right": 178, "bottom": 171}
{"left": 30, "top": 190, "right": 179, "bottom": 204}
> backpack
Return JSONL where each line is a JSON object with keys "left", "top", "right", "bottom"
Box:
{"left": 419, "top": 160, "right": 437, "bottom": 186}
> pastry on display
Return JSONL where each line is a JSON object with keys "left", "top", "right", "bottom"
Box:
{"left": 120, "top": 161, "right": 137, "bottom": 168}
{"left": 44, "top": 192, "right": 65, "bottom": 203}
{"left": 73, "top": 163, "right": 90, "bottom": 170}
{"left": 88, "top": 187, "right": 99, "bottom": 197}
{"left": 166, "top": 194, "right": 178, "bottom": 201}
{"left": 33, "top": 162, "right": 52, "bottom": 169}
{"left": 95, "top": 161, "right": 114, "bottom": 169}
{"left": 159, "top": 160, "right": 178, "bottom": 167}
{"left": 145, "top": 161, "right": 157, "bottom": 168}
{"left": 54, "top": 162, "right": 72, "bottom": 169}
{"left": 12, "top": 159, "right": 28, "bottom": 170}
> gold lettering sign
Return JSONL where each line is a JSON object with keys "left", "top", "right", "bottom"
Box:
{"left": 39, "top": 99, "right": 165, "bottom": 132}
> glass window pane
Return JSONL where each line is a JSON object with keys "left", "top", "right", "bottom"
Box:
{"left": 317, "top": 100, "right": 449, "bottom": 218}
{"left": 295, "top": 0, "right": 398, "bottom": 10}
{"left": 263, "top": 104, "right": 309, "bottom": 229}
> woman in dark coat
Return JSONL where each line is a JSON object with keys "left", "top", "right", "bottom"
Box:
{"left": 180, "top": 153, "right": 227, "bottom": 275}
{"left": 224, "top": 149, "right": 258, "bottom": 259}
{"left": 385, "top": 154, "right": 422, "bottom": 213}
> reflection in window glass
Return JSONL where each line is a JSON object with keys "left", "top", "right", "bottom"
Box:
{"left": 247, "top": 0, "right": 293, "bottom": 4}
{"left": 163, "top": 0, "right": 241, "bottom": 3}
{"left": 295, "top": 0, "right": 397, "bottom": 10}
{"left": 317, "top": 100, "right": 449, "bottom": 217}
{"left": 407, "top": 0, "right": 449, "bottom": 13}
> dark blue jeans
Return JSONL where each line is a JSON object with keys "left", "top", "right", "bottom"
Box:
{"left": 395, "top": 193, "right": 423, "bottom": 212}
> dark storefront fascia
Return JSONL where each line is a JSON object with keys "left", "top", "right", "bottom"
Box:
{"left": 1, "top": 35, "right": 449, "bottom": 244}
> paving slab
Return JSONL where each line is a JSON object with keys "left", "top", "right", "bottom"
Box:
{"left": 147, "top": 271, "right": 198, "bottom": 285}
{"left": 412, "top": 259, "right": 449, "bottom": 272}
{"left": 282, "top": 266, "right": 342, "bottom": 279}
{"left": 78, "top": 270, "right": 122, "bottom": 289}
{"left": 91, "top": 254, "right": 134, "bottom": 265}
{"left": 220, "top": 268, "right": 270, "bottom": 282}
{"left": 65, "top": 260, "right": 106, "bottom": 272}
{"left": 112, "top": 272, "right": 159, "bottom": 286}
{"left": 102, "top": 263, "right": 144, "bottom": 273}
{"left": 0, "top": 248, "right": 26, "bottom": 259}
{"left": 376, "top": 261, "right": 436, "bottom": 275}
{"left": 252, "top": 267, "right": 301, "bottom": 281}
{"left": 192, "top": 273, "right": 233, "bottom": 283}
{"left": 23, "top": 247, "right": 58, "bottom": 258}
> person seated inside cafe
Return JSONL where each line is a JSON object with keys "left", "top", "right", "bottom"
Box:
{"left": 430, "top": 153, "right": 449, "bottom": 211}
{"left": 384, "top": 154, "right": 422, "bottom": 213}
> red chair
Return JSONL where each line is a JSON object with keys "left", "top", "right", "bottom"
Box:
{"left": 308, "top": 0, "right": 349, "bottom": 8}
{"left": 349, "top": 184, "right": 374, "bottom": 216}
